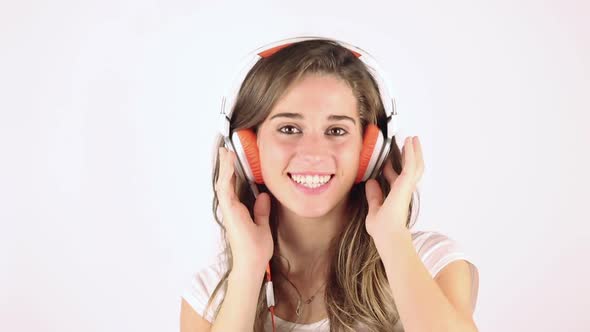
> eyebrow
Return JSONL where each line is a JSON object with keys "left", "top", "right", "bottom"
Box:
{"left": 269, "top": 112, "right": 357, "bottom": 125}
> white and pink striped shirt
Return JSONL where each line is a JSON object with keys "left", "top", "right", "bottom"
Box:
{"left": 182, "top": 230, "right": 479, "bottom": 331}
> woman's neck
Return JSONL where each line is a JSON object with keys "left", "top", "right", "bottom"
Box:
{"left": 273, "top": 196, "right": 349, "bottom": 282}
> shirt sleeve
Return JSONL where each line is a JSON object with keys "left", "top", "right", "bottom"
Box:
{"left": 181, "top": 261, "right": 227, "bottom": 323}
{"left": 411, "top": 230, "right": 480, "bottom": 312}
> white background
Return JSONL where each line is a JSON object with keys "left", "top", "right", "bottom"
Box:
{"left": 1, "top": 0, "right": 588, "bottom": 331}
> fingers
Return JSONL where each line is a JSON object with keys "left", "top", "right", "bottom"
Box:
{"left": 253, "top": 192, "right": 271, "bottom": 227}
{"left": 382, "top": 157, "right": 397, "bottom": 185}
{"left": 404, "top": 136, "right": 424, "bottom": 182}
{"left": 216, "top": 147, "right": 238, "bottom": 213}
{"left": 365, "top": 179, "right": 383, "bottom": 215}
{"left": 400, "top": 136, "right": 425, "bottom": 187}
{"left": 403, "top": 136, "right": 414, "bottom": 175}
{"left": 401, "top": 138, "right": 406, "bottom": 170}
{"left": 414, "top": 136, "right": 424, "bottom": 179}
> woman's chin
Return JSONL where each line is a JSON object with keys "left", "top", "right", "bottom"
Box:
{"left": 287, "top": 201, "right": 339, "bottom": 219}
{"left": 267, "top": 178, "right": 350, "bottom": 219}
{"left": 293, "top": 210, "right": 329, "bottom": 219}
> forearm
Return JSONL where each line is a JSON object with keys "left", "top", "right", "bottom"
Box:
{"left": 211, "top": 268, "right": 265, "bottom": 332}
{"left": 375, "top": 228, "right": 475, "bottom": 332}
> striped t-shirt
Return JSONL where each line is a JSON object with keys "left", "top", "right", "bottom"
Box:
{"left": 182, "top": 230, "right": 479, "bottom": 331}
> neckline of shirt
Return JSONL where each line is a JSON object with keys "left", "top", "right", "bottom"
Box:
{"left": 272, "top": 314, "right": 329, "bottom": 329}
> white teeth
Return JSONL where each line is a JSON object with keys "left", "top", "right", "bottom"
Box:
{"left": 289, "top": 174, "right": 331, "bottom": 187}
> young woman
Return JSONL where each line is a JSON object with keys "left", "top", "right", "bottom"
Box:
{"left": 180, "top": 37, "right": 479, "bottom": 332}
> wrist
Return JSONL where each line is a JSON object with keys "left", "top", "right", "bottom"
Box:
{"left": 230, "top": 265, "right": 268, "bottom": 284}
{"left": 371, "top": 226, "right": 411, "bottom": 249}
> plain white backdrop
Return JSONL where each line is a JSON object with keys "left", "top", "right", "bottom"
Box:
{"left": 1, "top": 0, "right": 588, "bottom": 331}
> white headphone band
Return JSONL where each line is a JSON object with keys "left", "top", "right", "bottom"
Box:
{"left": 218, "top": 36, "right": 400, "bottom": 142}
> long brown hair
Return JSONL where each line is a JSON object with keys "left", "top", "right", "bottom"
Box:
{"left": 204, "top": 38, "right": 419, "bottom": 331}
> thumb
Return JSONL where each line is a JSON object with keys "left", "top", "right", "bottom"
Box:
{"left": 253, "top": 192, "right": 271, "bottom": 227}
{"left": 365, "top": 179, "right": 383, "bottom": 218}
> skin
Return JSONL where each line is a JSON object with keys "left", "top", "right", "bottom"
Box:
{"left": 255, "top": 73, "right": 364, "bottom": 287}
{"left": 214, "top": 72, "right": 427, "bottom": 326}
{"left": 365, "top": 134, "right": 424, "bottom": 243}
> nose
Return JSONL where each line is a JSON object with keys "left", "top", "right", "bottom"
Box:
{"left": 296, "top": 131, "right": 330, "bottom": 164}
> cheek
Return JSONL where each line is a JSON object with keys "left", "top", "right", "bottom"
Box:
{"left": 333, "top": 137, "right": 362, "bottom": 156}
{"left": 333, "top": 140, "right": 363, "bottom": 178}
{"left": 257, "top": 131, "right": 363, "bottom": 176}
{"left": 340, "top": 145, "right": 361, "bottom": 173}
{"left": 258, "top": 139, "right": 292, "bottom": 174}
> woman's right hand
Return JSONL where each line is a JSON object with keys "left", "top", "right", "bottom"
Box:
{"left": 215, "top": 147, "right": 274, "bottom": 275}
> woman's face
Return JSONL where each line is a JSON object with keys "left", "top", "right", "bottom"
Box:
{"left": 256, "top": 73, "right": 364, "bottom": 218}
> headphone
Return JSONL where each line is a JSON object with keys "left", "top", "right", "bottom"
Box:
{"left": 218, "top": 36, "right": 400, "bottom": 198}
{"left": 216, "top": 36, "right": 417, "bottom": 330}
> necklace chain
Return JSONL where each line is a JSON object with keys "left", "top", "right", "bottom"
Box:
{"left": 294, "top": 281, "right": 326, "bottom": 317}
{"left": 277, "top": 270, "right": 327, "bottom": 318}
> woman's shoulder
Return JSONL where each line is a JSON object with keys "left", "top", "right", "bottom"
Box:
{"left": 410, "top": 228, "right": 457, "bottom": 250}
{"left": 181, "top": 251, "right": 228, "bottom": 323}
{"left": 409, "top": 228, "right": 479, "bottom": 311}
{"left": 409, "top": 228, "right": 477, "bottom": 276}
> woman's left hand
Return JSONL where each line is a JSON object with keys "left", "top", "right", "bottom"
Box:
{"left": 364, "top": 136, "right": 424, "bottom": 242}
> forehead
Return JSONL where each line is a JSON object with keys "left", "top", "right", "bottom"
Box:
{"left": 269, "top": 73, "right": 359, "bottom": 117}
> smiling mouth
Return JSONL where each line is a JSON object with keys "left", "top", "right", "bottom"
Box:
{"left": 287, "top": 173, "right": 335, "bottom": 188}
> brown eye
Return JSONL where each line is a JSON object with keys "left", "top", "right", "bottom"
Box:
{"left": 278, "top": 125, "right": 301, "bottom": 135}
{"left": 328, "top": 127, "right": 348, "bottom": 136}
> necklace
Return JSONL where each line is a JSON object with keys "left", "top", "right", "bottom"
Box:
{"left": 295, "top": 282, "right": 326, "bottom": 317}
{"left": 279, "top": 274, "right": 327, "bottom": 317}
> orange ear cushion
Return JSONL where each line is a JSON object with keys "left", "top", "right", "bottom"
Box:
{"left": 356, "top": 124, "right": 381, "bottom": 183}
{"left": 235, "top": 129, "right": 264, "bottom": 184}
